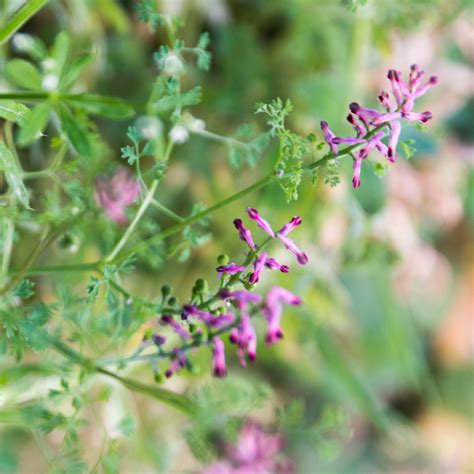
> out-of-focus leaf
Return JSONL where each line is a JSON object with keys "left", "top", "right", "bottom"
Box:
{"left": 56, "top": 104, "right": 92, "bottom": 157}
{"left": 0, "top": 100, "right": 30, "bottom": 126}
{"left": 0, "top": 141, "right": 29, "bottom": 208}
{"left": 60, "top": 53, "right": 95, "bottom": 91}
{"left": 51, "top": 32, "right": 71, "bottom": 77}
{"left": 0, "top": 0, "right": 48, "bottom": 45}
{"left": 64, "top": 94, "right": 135, "bottom": 119}
{"left": 17, "top": 102, "right": 50, "bottom": 146}
{"left": 5, "top": 59, "right": 42, "bottom": 90}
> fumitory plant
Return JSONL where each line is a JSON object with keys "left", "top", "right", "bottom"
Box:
{"left": 0, "top": 0, "right": 442, "bottom": 472}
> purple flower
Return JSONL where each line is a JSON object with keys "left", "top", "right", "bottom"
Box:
{"left": 160, "top": 315, "right": 191, "bottom": 340}
{"left": 203, "top": 421, "right": 293, "bottom": 474}
{"left": 352, "top": 154, "right": 363, "bottom": 189}
{"left": 402, "top": 110, "right": 433, "bottom": 123}
{"left": 216, "top": 262, "right": 246, "bottom": 277}
{"left": 347, "top": 113, "right": 367, "bottom": 137}
{"left": 278, "top": 216, "right": 302, "bottom": 237}
{"left": 230, "top": 313, "right": 258, "bottom": 366}
{"left": 246, "top": 208, "right": 275, "bottom": 237}
{"left": 95, "top": 167, "right": 141, "bottom": 225}
{"left": 332, "top": 136, "right": 366, "bottom": 145}
{"left": 182, "top": 305, "right": 214, "bottom": 324}
{"left": 212, "top": 337, "right": 227, "bottom": 378}
{"left": 249, "top": 251, "right": 268, "bottom": 284}
{"left": 209, "top": 312, "right": 235, "bottom": 329}
{"left": 387, "top": 69, "right": 404, "bottom": 107}
{"left": 263, "top": 286, "right": 301, "bottom": 345}
{"left": 233, "top": 219, "right": 256, "bottom": 250}
{"left": 378, "top": 91, "right": 393, "bottom": 112}
{"left": 320, "top": 120, "right": 338, "bottom": 155}
{"left": 152, "top": 334, "right": 166, "bottom": 346}
{"left": 349, "top": 102, "right": 382, "bottom": 124}
{"left": 265, "top": 257, "right": 289, "bottom": 273}
{"left": 359, "top": 130, "right": 386, "bottom": 159}
{"left": 220, "top": 289, "right": 262, "bottom": 308}
{"left": 387, "top": 120, "right": 402, "bottom": 162}
{"left": 277, "top": 234, "right": 308, "bottom": 265}
{"left": 165, "top": 349, "right": 187, "bottom": 378}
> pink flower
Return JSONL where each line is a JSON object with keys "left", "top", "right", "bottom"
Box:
{"left": 217, "top": 263, "right": 246, "bottom": 277}
{"left": 263, "top": 286, "right": 301, "bottom": 345}
{"left": 212, "top": 337, "right": 227, "bottom": 378}
{"left": 220, "top": 289, "right": 262, "bottom": 308}
{"left": 265, "top": 257, "right": 289, "bottom": 273}
{"left": 320, "top": 66, "right": 437, "bottom": 188}
{"left": 233, "top": 219, "right": 256, "bottom": 250}
{"left": 95, "top": 167, "right": 141, "bottom": 225}
{"left": 320, "top": 120, "right": 338, "bottom": 155}
{"left": 164, "top": 349, "right": 187, "bottom": 378}
{"left": 203, "top": 421, "right": 293, "bottom": 474}
{"left": 160, "top": 315, "right": 191, "bottom": 340}
{"left": 246, "top": 208, "right": 275, "bottom": 237}
{"left": 249, "top": 251, "right": 268, "bottom": 284}
{"left": 277, "top": 234, "right": 308, "bottom": 265}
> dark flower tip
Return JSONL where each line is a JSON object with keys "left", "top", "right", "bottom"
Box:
{"left": 165, "top": 370, "right": 173, "bottom": 378}
{"left": 219, "top": 288, "right": 231, "bottom": 299}
{"left": 280, "top": 265, "right": 290, "bottom": 273}
{"left": 320, "top": 120, "right": 328, "bottom": 128}
{"left": 213, "top": 367, "right": 227, "bottom": 378}
{"left": 349, "top": 102, "right": 360, "bottom": 113}
{"left": 246, "top": 208, "right": 258, "bottom": 218}
{"left": 152, "top": 334, "right": 166, "bottom": 345}
{"left": 229, "top": 333, "right": 237, "bottom": 344}
{"left": 297, "top": 253, "right": 309, "bottom": 265}
{"left": 233, "top": 218, "right": 243, "bottom": 228}
{"left": 249, "top": 353, "right": 256, "bottom": 362}
{"left": 161, "top": 314, "right": 172, "bottom": 323}
{"left": 429, "top": 76, "right": 438, "bottom": 84}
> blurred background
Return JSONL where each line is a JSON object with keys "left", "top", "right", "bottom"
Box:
{"left": 1, "top": 0, "right": 473, "bottom": 472}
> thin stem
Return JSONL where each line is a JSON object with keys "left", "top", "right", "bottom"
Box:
{"left": 1, "top": 201, "right": 15, "bottom": 284}
{"left": 111, "top": 173, "right": 275, "bottom": 265}
{"left": 150, "top": 198, "right": 184, "bottom": 222}
{"left": 49, "top": 337, "right": 193, "bottom": 414}
{"left": 18, "top": 262, "right": 101, "bottom": 275}
{"left": 188, "top": 127, "right": 249, "bottom": 150}
{"left": 105, "top": 178, "right": 160, "bottom": 262}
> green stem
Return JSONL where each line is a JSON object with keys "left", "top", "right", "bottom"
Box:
{"left": 0, "top": 0, "right": 49, "bottom": 45}
{"left": 49, "top": 337, "right": 194, "bottom": 414}
{"left": 112, "top": 173, "right": 275, "bottom": 265}
{"left": 150, "top": 198, "right": 183, "bottom": 222}
{"left": 105, "top": 178, "right": 160, "bottom": 262}
{"left": 17, "top": 262, "right": 100, "bottom": 275}
{"left": 1, "top": 201, "right": 15, "bottom": 284}
{"left": 189, "top": 128, "right": 249, "bottom": 150}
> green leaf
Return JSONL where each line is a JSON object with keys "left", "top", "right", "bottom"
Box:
{"left": 17, "top": 102, "right": 50, "bottom": 146}
{"left": 60, "top": 53, "right": 94, "bottom": 91}
{"left": 0, "top": 100, "right": 30, "bottom": 126}
{"left": 0, "top": 141, "right": 29, "bottom": 208}
{"left": 64, "top": 94, "right": 135, "bottom": 119}
{"left": 13, "top": 279, "right": 35, "bottom": 299}
{"left": 51, "top": 32, "right": 71, "bottom": 78}
{"left": 0, "top": 0, "right": 48, "bottom": 45}
{"left": 5, "top": 59, "right": 42, "bottom": 90}
{"left": 56, "top": 105, "right": 92, "bottom": 158}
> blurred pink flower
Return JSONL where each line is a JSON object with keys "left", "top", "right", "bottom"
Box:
{"left": 95, "top": 167, "right": 141, "bottom": 225}
{"left": 203, "top": 421, "right": 294, "bottom": 474}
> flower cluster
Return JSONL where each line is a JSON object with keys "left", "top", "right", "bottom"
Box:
{"left": 321, "top": 65, "right": 438, "bottom": 188}
{"left": 203, "top": 420, "right": 293, "bottom": 474}
{"left": 136, "top": 209, "right": 307, "bottom": 380}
